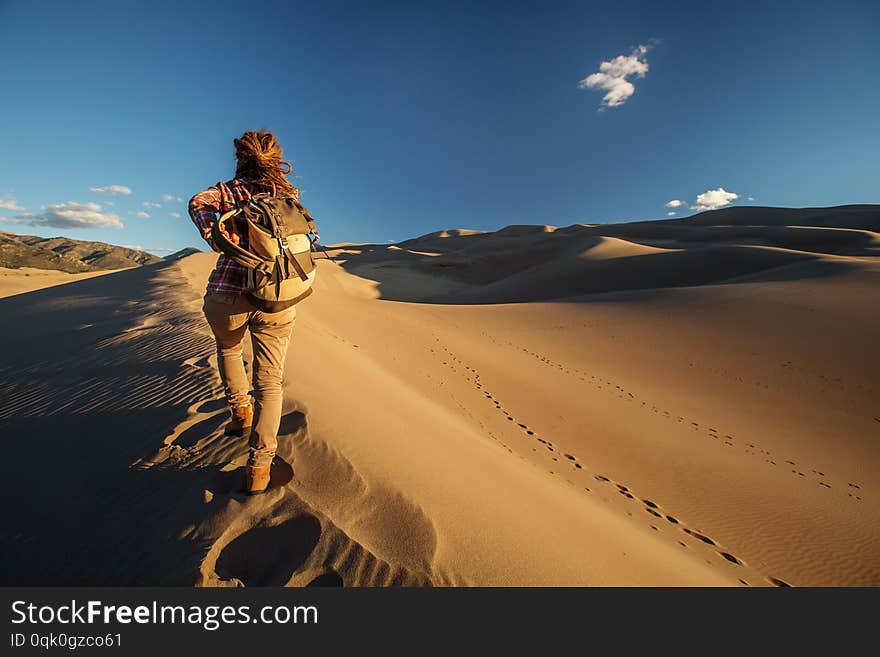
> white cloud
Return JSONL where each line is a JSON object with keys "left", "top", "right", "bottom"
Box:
{"left": 665, "top": 199, "right": 684, "bottom": 208}
{"left": 692, "top": 187, "right": 739, "bottom": 212}
{"left": 578, "top": 43, "right": 652, "bottom": 110}
{"left": 161, "top": 194, "right": 182, "bottom": 203}
{"left": 89, "top": 185, "right": 132, "bottom": 196}
{"left": 747, "top": 196, "right": 755, "bottom": 201}
{"left": 0, "top": 196, "right": 25, "bottom": 211}
{"left": 122, "top": 244, "right": 174, "bottom": 254}
{"left": 169, "top": 212, "right": 181, "bottom": 218}
{"left": 8, "top": 201, "right": 123, "bottom": 229}
{"left": 666, "top": 211, "right": 677, "bottom": 216}
{"left": 135, "top": 211, "right": 150, "bottom": 219}
{"left": 142, "top": 201, "right": 161, "bottom": 208}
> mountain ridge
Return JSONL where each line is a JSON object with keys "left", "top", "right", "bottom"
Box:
{"left": 0, "top": 230, "right": 163, "bottom": 272}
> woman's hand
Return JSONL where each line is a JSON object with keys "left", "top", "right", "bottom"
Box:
{"left": 218, "top": 224, "right": 240, "bottom": 245}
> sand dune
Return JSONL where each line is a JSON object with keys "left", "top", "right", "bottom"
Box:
{"left": 0, "top": 266, "right": 125, "bottom": 298}
{"left": 340, "top": 205, "right": 879, "bottom": 303}
{"left": 0, "top": 205, "right": 877, "bottom": 586}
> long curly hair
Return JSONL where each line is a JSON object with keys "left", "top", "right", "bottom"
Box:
{"left": 233, "top": 130, "right": 299, "bottom": 198}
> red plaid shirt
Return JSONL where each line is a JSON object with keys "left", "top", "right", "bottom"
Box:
{"left": 188, "top": 179, "right": 299, "bottom": 294}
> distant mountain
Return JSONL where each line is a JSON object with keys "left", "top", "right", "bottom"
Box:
{"left": 0, "top": 231, "right": 163, "bottom": 273}
{"left": 164, "top": 247, "right": 202, "bottom": 260}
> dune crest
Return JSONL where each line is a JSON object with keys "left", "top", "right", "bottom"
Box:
{"left": 333, "top": 204, "right": 880, "bottom": 303}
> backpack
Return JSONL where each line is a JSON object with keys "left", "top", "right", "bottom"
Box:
{"left": 210, "top": 191, "right": 320, "bottom": 312}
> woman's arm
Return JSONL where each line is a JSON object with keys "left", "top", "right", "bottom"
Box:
{"left": 188, "top": 185, "right": 241, "bottom": 250}
{"left": 188, "top": 186, "right": 222, "bottom": 250}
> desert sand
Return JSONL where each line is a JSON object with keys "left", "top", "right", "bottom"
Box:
{"left": 0, "top": 205, "right": 877, "bottom": 586}
{"left": 0, "top": 266, "right": 124, "bottom": 298}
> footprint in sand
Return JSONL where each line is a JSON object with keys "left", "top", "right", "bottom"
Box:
{"left": 682, "top": 528, "right": 716, "bottom": 546}
{"left": 278, "top": 410, "right": 307, "bottom": 435}
{"left": 439, "top": 340, "right": 765, "bottom": 579}
{"left": 306, "top": 570, "right": 344, "bottom": 587}
{"left": 720, "top": 552, "right": 743, "bottom": 565}
{"left": 173, "top": 413, "right": 228, "bottom": 449}
{"left": 768, "top": 576, "right": 792, "bottom": 587}
{"left": 214, "top": 514, "right": 322, "bottom": 586}
{"left": 196, "top": 398, "right": 228, "bottom": 414}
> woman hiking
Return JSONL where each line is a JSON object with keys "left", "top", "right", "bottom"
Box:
{"left": 188, "top": 130, "right": 301, "bottom": 495}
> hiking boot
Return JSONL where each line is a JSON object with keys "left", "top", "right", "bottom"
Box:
{"left": 224, "top": 403, "right": 253, "bottom": 437}
{"left": 244, "top": 464, "right": 271, "bottom": 495}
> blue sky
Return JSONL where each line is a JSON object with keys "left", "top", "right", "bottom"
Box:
{"left": 0, "top": 0, "right": 877, "bottom": 254}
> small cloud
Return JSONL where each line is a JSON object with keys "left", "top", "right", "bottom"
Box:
{"left": 89, "top": 185, "right": 132, "bottom": 196}
{"left": 0, "top": 196, "right": 25, "bottom": 212}
{"left": 665, "top": 199, "right": 684, "bottom": 208}
{"left": 106, "top": 201, "right": 114, "bottom": 206}
{"left": 169, "top": 212, "right": 181, "bottom": 218}
{"left": 692, "top": 187, "right": 739, "bottom": 212}
{"left": 578, "top": 43, "right": 653, "bottom": 110}
{"left": 121, "top": 245, "right": 174, "bottom": 254}
{"left": 747, "top": 196, "right": 755, "bottom": 201}
{"left": 161, "top": 194, "right": 182, "bottom": 203}
{"left": 135, "top": 211, "right": 150, "bottom": 219}
{"left": 7, "top": 201, "right": 123, "bottom": 229}
{"left": 666, "top": 211, "right": 677, "bottom": 216}
{"left": 142, "top": 201, "right": 161, "bottom": 208}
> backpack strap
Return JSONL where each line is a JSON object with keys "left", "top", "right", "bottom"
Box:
{"left": 292, "top": 200, "right": 318, "bottom": 235}
{"left": 285, "top": 248, "right": 310, "bottom": 281}
{"left": 210, "top": 209, "right": 265, "bottom": 270}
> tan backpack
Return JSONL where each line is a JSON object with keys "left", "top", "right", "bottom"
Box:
{"left": 210, "top": 192, "right": 320, "bottom": 311}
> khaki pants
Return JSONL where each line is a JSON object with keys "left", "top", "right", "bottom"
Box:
{"left": 202, "top": 292, "right": 296, "bottom": 468}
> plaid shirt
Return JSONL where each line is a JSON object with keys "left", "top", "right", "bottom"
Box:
{"left": 188, "top": 178, "right": 300, "bottom": 294}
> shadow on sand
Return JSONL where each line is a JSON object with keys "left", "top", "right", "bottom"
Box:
{"left": 0, "top": 261, "right": 311, "bottom": 584}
